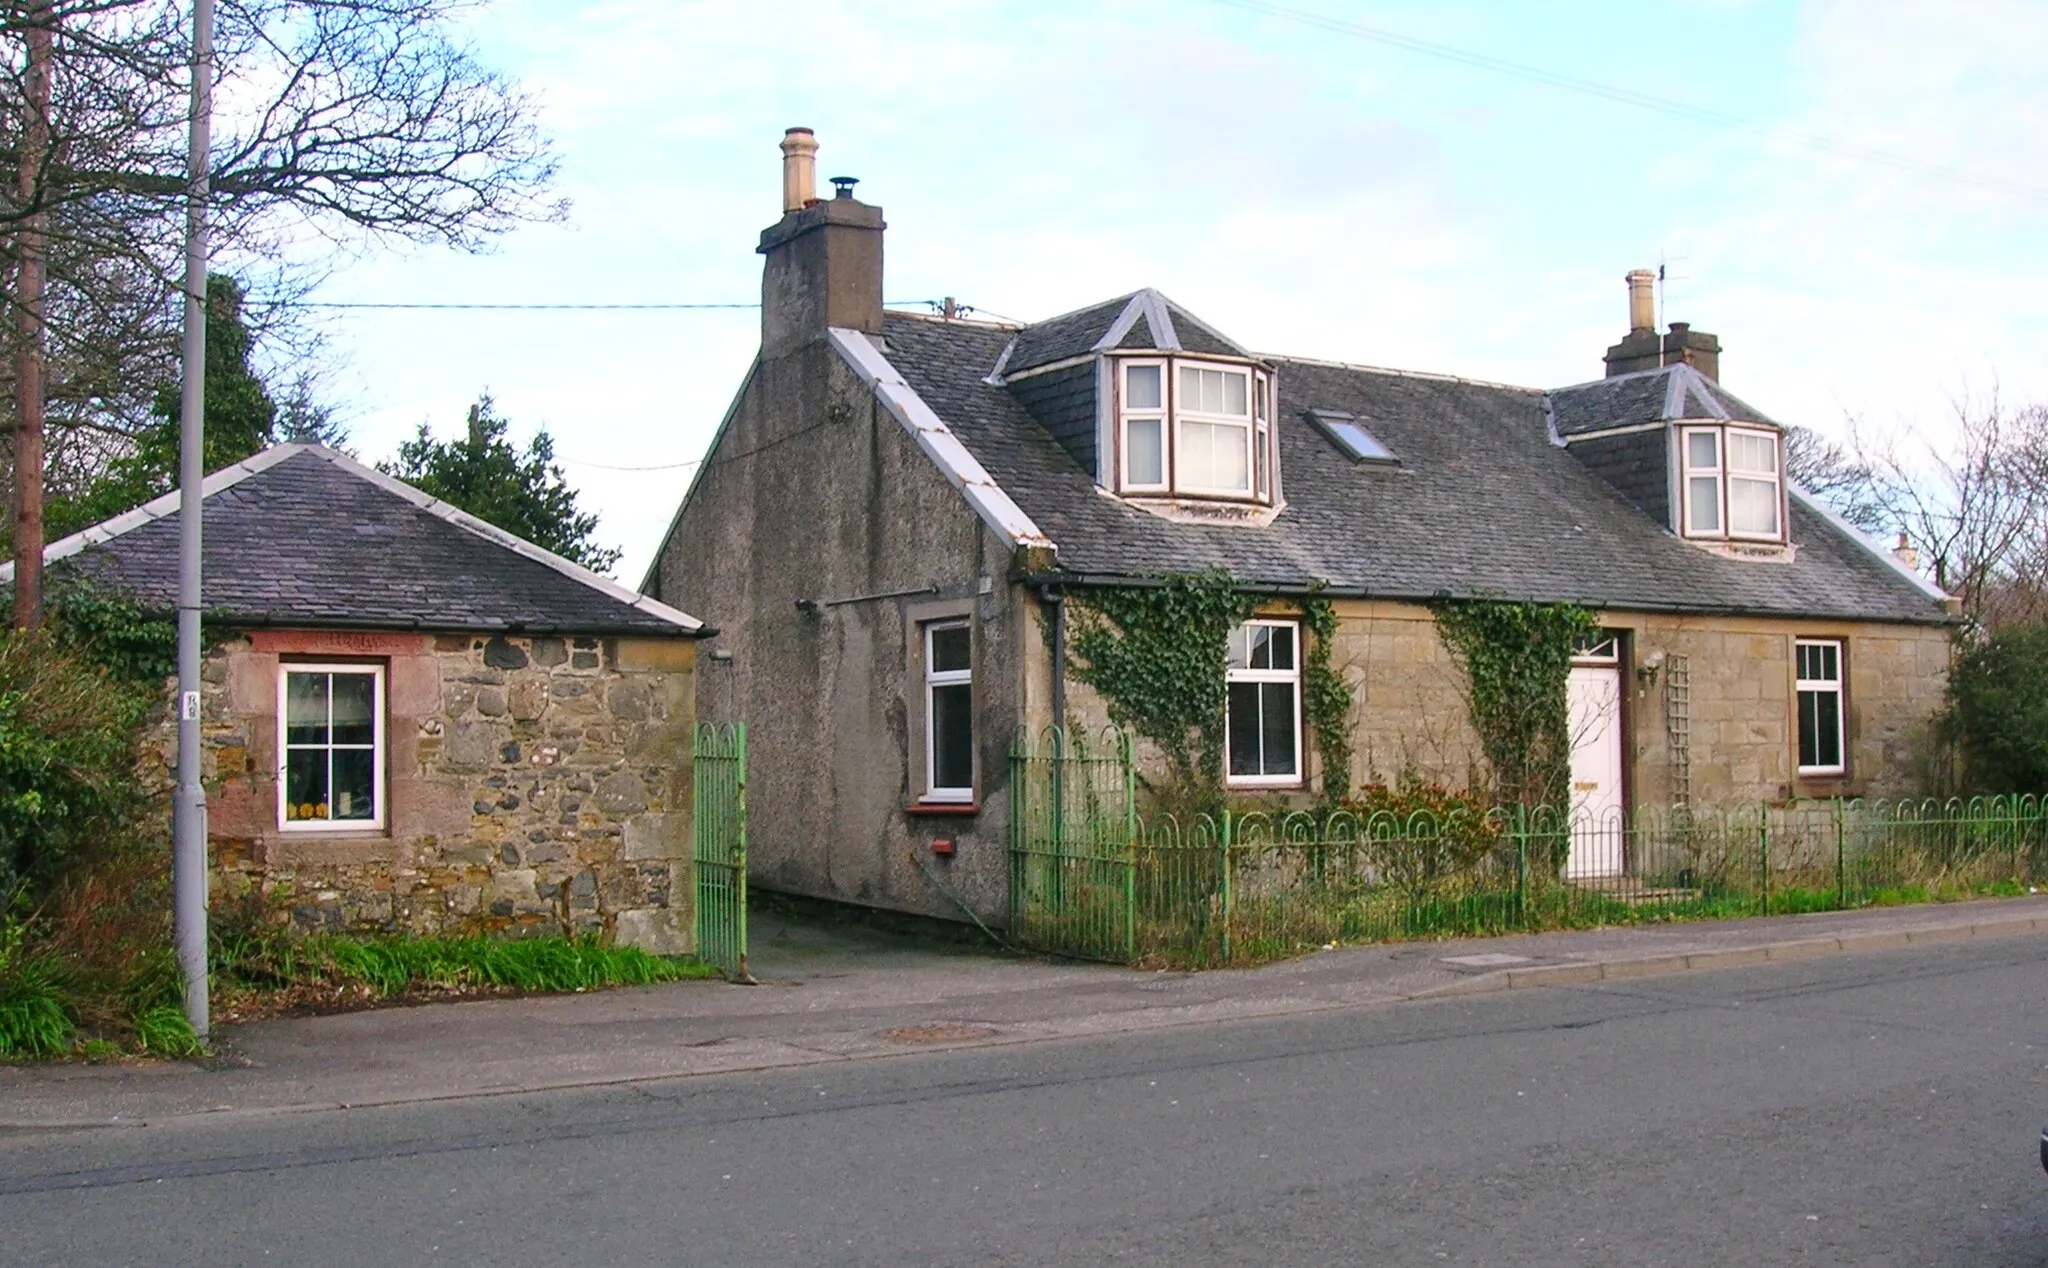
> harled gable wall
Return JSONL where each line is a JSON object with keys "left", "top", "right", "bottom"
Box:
{"left": 148, "top": 629, "right": 697, "bottom": 950}
{"left": 649, "top": 347, "right": 1025, "bottom": 926}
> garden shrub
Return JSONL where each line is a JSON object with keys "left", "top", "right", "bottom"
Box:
{"left": 1946, "top": 621, "right": 2048, "bottom": 795}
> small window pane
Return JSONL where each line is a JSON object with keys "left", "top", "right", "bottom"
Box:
{"left": 1728, "top": 432, "right": 1777, "bottom": 475}
{"left": 1126, "top": 364, "right": 1162, "bottom": 410}
{"left": 284, "top": 748, "right": 330, "bottom": 822}
{"left": 1180, "top": 419, "right": 1249, "bottom": 491}
{"left": 1223, "top": 372, "right": 1247, "bottom": 416}
{"left": 1179, "top": 365, "right": 1201, "bottom": 409}
{"left": 1689, "top": 476, "right": 1721, "bottom": 532}
{"left": 1226, "top": 626, "right": 1250, "bottom": 670}
{"left": 1227, "top": 682, "right": 1262, "bottom": 776}
{"left": 1687, "top": 431, "right": 1719, "bottom": 470}
{"left": 1266, "top": 624, "right": 1295, "bottom": 671}
{"left": 330, "top": 673, "right": 376, "bottom": 746}
{"left": 1729, "top": 477, "right": 1779, "bottom": 535}
{"left": 930, "top": 625, "right": 971, "bottom": 674}
{"left": 331, "top": 749, "right": 377, "bottom": 820}
{"left": 931, "top": 682, "right": 974, "bottom": 790}
{"left": 286, "top": 673, "right": 329, "bottom": 745}
{"left": 1127, "top": 417, "right": 1164, "bottom": 485}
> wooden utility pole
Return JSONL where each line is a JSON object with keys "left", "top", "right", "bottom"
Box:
{"left": 10, "top": 5, "right": 53, "bottom": 629}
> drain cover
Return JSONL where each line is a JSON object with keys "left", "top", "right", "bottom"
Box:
{"left": 877, "top": 1023, "right": 998, "bottom": 1044}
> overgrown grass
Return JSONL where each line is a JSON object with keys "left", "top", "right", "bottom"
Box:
{"left": 0, "top": 906, "right": 719, "bottom": 1061}
{"left": 214, "top": 923, "right": 718, "bottom": 1006}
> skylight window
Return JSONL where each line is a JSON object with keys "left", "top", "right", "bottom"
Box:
{"left": 1308, "top": 409, "right": 1396, "bottom": 464}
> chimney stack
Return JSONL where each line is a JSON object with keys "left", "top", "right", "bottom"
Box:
{"left": 1603, "top": 268, "right": 1723, "bottom": 382}
{"left": 757, "top": 128, "right": 885, "bottom": 358}
{"left": 779, "top": 127, "right": 818, "bottom": 213}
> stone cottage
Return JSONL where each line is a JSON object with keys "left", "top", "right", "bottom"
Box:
{"left": 7, "top": 444, "right": 711, "bottom": 951}
{"left": 645, "top": 128, "right": 1954, "bottom": 927}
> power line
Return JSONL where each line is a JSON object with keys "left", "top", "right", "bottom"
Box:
{"left": 298, "top": 301, "right": 759, "bottom": 310}
{"left": 1207, "top": 0, "right": 2048, "bottom": 202}
{"left": 560, "top": 415, "right": 840, "bottom": 474}
{"left": 293, "top": 297, "right": 950, "bottom": 311}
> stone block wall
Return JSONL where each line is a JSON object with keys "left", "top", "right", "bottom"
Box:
{"left": 152, "top": 628, "right": 698, "bottom": 951}
{"left": 1036, "top": 595, "right": 1949, "bottom": 811}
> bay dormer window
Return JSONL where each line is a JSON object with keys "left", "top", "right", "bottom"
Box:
{"left": 1114, "top": 357, "right": 1275, "bottom": 503}
{"left": 1680, "top": 424, "right": 1783, "bottom": 542}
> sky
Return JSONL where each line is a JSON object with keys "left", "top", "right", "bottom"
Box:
{"left": 294, "top": 0, "right": 2048, "bottom": 582}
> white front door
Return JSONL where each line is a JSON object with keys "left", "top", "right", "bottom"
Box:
{"left": 1566, "top": 663, "right": 1625, "bottom": 878}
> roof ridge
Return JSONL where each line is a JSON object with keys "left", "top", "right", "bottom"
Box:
{"left": 1548, "top": 364, "right": 1677, "bottom": 394}
{"left": 883, "top": 308, "right": 1021, "bottom": 330}
{"left": 4, "top": 443, "right": 703, "bottom": 632}
{"left": 1265, "top": 353, "right": 1544, "bottom": 395}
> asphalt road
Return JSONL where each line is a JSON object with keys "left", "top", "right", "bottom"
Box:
{"left": 6, "top": 937, "right": 2048, "bottom": 1267}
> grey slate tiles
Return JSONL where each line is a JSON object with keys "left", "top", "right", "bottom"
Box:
{"left": 879, "top": 311, "right": 1946, "bottom": 626}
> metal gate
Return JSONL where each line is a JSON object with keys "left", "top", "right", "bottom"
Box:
{"left": 693, "top": 722, "right": 749, "bottom": 979}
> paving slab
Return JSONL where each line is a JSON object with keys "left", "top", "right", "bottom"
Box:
{"left": 5, "top": 894, "right": 2048, "bottom": 1131}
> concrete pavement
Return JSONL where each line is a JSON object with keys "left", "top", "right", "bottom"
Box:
{"left": 6, "top": 893, "right": 2048, "bottom": 1131}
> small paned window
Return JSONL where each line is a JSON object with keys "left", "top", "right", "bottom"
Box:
{"left": 279, "top": 665, "right": 385, "bottom": 830}
{"left": 1726, "top": 430, "right": 1781, "bottom": 537}
{"left": 1226, "top": 620, "right": 1300, "bottom": 786}
{"left": 924, "top": 621, "right": 974, "bottom": 802}
{"left": 1681, "top": 424, "right": 1784, "bottom": 542}
{"left": 1795, "top": 639, "right": 1845, "bottom": 775}
{"left": 1113, "top": 356, "right": 1273, "bottom": 502}
{"left": 1121, "top": 361, "right": 1168, "bottom": 490}
{"left": 1177, "top": 364, "right": 1253, "bottom": 493}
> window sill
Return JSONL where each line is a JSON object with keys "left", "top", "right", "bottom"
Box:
{"left": 907, "top": 800, "right": 980, "bottom": 817}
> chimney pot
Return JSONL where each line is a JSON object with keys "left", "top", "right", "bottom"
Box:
{"left": 779, "top": 126, "right": 818, "bottom": 213}
{"left": 1626, "top": 268, "right": 1657, "bottom": 333}
{"left": 830, "top": 176, "right": 858, "bottom": 199}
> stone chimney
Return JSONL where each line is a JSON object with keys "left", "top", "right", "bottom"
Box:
{"left": 1602, "top": 269, "right": 1723, "bottom": 382}
{"left": 758, "top": 127, "right": 884, "bottom": 359}
{"left": 1893, "top": 532, "right": 1920, "bottom": 571}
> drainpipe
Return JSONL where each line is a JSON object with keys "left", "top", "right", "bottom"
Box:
{"left": 1039, "top": 586, "right": 1065, "bottom": 729}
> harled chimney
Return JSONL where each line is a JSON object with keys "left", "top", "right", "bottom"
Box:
{"left": 757, "top": 128, "right": 884, "bottom": 358}
{"left": 1603, "top": 268, "right": 1722, "bottom": 381}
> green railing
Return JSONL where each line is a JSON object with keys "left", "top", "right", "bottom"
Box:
{"left": 1008, "top": 728, "right": 2048, "bottom": 966}
{"left": 693, "top": 722, "right": 748, "bottom": 978}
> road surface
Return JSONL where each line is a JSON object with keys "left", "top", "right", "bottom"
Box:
{"left": 6, "top": 936, "right": 2047, "bottom": 1265}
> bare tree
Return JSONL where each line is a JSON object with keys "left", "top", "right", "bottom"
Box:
{"left": 1844, "top": 394, "right": 2048, "bottom": 628}
{"left": 1, "top": 0, "right": 563, "bottom": 625}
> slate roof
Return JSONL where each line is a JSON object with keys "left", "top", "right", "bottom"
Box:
{"left": 1001, "top": 288, "right": 1255, "bottom": 376}
{"left": 3, "top": 446, "right": 706, "bottom": 636}
{"left": 876, "top": 310, "right": 1950, "bottom": 626}
{"left": 1549, "top": 363, "right": 1774, "bottom": 436}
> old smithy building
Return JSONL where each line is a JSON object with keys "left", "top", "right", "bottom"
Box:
{"left": 648, "top": 129, "right": 1953, "bottom": 927}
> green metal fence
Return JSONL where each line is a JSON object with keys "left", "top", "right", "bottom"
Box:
{"left": 693, "top": 722, "right": 748, "bottom": 978}
{"left": 1008, "top": 727, "right": 2048, "bottom": 966}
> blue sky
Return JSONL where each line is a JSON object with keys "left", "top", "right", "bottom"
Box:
{"left": 302, "top": 0, "right": 2048, "bottom": 580}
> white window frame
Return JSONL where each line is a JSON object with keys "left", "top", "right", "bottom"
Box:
{"left": 277, "top": 663, "right": 387, "bottom": 833}
{"left": 1724, "top": 426, "right": 1783, "bottom": 540}
{"left": 1794, "top": 638, "right": 1846, "bottom": 776}
{"left": 923, "top": 620, "right": 975, "bottom": 803}
{"left": 1118, "top": 358, "right": 1171, "bottom": 493}
{"left": 1680, "top": 423, "right": 1785, "bottom": 543}
{"left": 1113, "top": 356, "right": 1275, "bottom": 504}
{"left": 1224, "top": 619, "right": 1303, "bottom": 788}
{"left": 1174, "top": 361, "right": 1257, "bottom": 498}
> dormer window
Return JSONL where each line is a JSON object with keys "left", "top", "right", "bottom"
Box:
{"left": 1680, "top": 424, "right": 1783, "bottom": 541}
{"left": 1114, "top": 356, "right": 1275, "bottom": 502}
